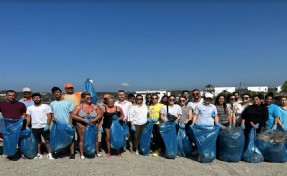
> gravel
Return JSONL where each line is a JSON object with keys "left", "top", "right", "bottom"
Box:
{"left": 1, "top": 143, "right": 287, "bottom": 176}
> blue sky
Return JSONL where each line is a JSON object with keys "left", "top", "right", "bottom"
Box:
{"left": 0, "top": 0, "right": 286, "bottom": 92}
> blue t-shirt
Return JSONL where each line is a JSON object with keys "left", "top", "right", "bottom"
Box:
{"left": 266, "top": 104, "right": 279, "bottom": 129}
{"left": 194, "top": 103, "right": 217, "bottom": 126}
{"left": 277, "top": 106, "right": 287, "bottom": 130}
{"left": 50, "top": 100, "right": 73, "bottom": 124}
{"left": 19, "top": 99, "right": 34, "bottom": 108}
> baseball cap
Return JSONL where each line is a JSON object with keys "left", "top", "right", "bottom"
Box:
{"left": 103, "top": 94, "right": 111, "bottom": 99}
{"left": 204, "top": 92, "right": 213, "bottom": 99}
{"left": 65, "top": 83, "right": 74, "bottom": 88}
{"left": 22, "top": 87, "right": 32, "bottom": 92}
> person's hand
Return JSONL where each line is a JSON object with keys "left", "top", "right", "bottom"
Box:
{"left": 216, "top": 123, "right": 226, "bottom": 130}
{"left": 152, "top": 118, "right": 159, "bottom": 123}
{"left": 147, "top": 118, "right": 152, "bottom": 123}
{"left": 271, "top": 125, "right": 277, "bottom": 131}
{"left": 131, "top": 125, "right": 136, "bottom": 132}
{"left": 184, "top": 120, "right": 189, "bottom": 124}
{"left": 190, "top": 123, "right": 195, "bottom": 127}
{"left": 98, "top": 126, "right": 103, "bottom": 133}
{"left": 44, "top": 124, "right": 49, "bottom": 131}
{"left": 82, "top": 118, "right": 89, "bottom": 124}
{"left": 163, "top": 119, "right": 168, "bottom": 123}
{"left": 180, "top": 123, "right": 185, "bottom": 129}
{"left": 250, "top": 122, "right": 259, "bottom": 129}
{"left": 241, "top": 123, "right": 245, "bottom": 129}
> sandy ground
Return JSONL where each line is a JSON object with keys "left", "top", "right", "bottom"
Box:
{"left": 1, "top": 143, "right": 287, "bottom": 176}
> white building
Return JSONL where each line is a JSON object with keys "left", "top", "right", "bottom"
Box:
{"left": 135, "top": 90, "right": 171, "bottom": 104}
{"left": 277, "top": 85, "right": 282, "bottom": 93}
{"left": 247, "top": 86, "right": 268, "bottom": 93}
{"left": 214, "top": 87, "right": 236, "bottom": 96}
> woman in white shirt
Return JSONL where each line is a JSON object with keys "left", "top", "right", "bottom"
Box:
{"left": 160, "top": 95, "right": 182, "bottom": 122}
{"left": 128, "top": 94, "right": 148, "bottom": 154}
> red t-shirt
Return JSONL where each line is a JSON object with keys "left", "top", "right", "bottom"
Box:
{"left": 0, "top": 101, "right": 26, "bottom": 119}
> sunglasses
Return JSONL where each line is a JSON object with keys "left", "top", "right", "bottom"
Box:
{"left": 192, "top": 93, "right": 200, "bottom": 96}
{"left": 152, "top": 97, "right": 158, "bottom": 100}
{"left": 146, "top": 97, "right": 151, "bottom": 99}
{"left": 86, "top": 97, "right": 92, "bottom": 100}
{"left": 179, "top": 100, "right": 186, "bottom": 102}
{"left": 230, "top": 98, "right": 235, "bottom": 101}
{"left": 243, "top": 97, "right": 249, "bottom": 100}
{"left": 169, "top": 99, "right": 175, "bottom": 101}
{"left": 136, "top": 98, "right": 143, "bottom": 100}
{"left": 24, "top": 92, "right": 31, "bottom": 94}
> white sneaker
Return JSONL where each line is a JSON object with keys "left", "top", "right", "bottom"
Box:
{"left": 36, "top": 153, "right": 43, "bottom": 159}
{"left": 47, "top": 153, "right": 54, "bottom": 160}
{"left": 135, "top": 150, "right": 139, "bottom": 155}
{"left": 80, "top": 155, "right": 85, "bottom": 159}
{"left": 96, "top": 153, "right": 103, "bottom": 157}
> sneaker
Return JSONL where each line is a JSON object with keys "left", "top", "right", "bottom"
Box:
{"left": 0, "top": 138, "right": 3, "bottom": 142}
{"left": 47, "top": 153, "right": 54, "bottom": 160}
{"left": 106, "top": 153, "right": 111, "bottom": 158}
{"left": 135, "top": 150, "right": 139, "bottom": 155}
{"left": 37, "top": 153, "right": 43, "bottom": 159}
{"left": 152, "top": 151, "right": 159, "bottom": 157}
{"left": 69, "top": 154, "right": 75, "bottom": 160}
{"left": 96, "top": 153, "right": 103, "bottom": 157}
{"left": 80, "top": 155, "right": 85, "bottom": 159}
{"left": 117, "top": 153, "right": 122, "bottom": 157}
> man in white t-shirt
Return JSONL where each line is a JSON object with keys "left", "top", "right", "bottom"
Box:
{"left": 26, "top": 93, "right": 54, "bottom": 159}
{"left": 187, "top": 89, "right": 204, "bottom": 111}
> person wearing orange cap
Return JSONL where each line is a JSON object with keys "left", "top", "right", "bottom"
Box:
{"left": 62, "top": 83, "right": 82, "bottom": 108}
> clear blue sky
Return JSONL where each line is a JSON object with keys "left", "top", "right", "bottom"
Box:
{"left": 0, "top": 0, "right": 286, "bottom": 92}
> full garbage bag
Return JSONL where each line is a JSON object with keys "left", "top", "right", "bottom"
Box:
{"left": 110, "top": 115, "right": 126, "bottom": 149}
{"left": 242, "top": 128, "right": 264, "bottom": 163}
{"left": 0, "top": 117, "right": 24, "bottom": 156}
{"left": 50, "top": 121, "right": 76, "bottom": 152}
{"left": 140, "top": 121, "right": 155, "bottom": 156}
{"left": 177, "top": 124, "right": 192, "bottom": 157}
{"left": 219, "top": 127, "right": 245, "bottom": 162}
{"left": 191, "top": 125, "right": 220, "bottom": 163}
{"left": 20, "top": 128, "right": 37, "bottom": 159}
{"left": 159, "top": 120, "right": 178, "bottom": 159}
{"left": 256, "top": 130, "right": 287, "bottom": 163}
{"left": 83, "top": 123, "right": 97, "bottom": 155}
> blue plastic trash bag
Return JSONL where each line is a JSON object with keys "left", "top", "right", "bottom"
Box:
{"left": 140, "top": 121, "right": 155, "bottom": 156}
{"left": 84, "top": 79, "right": 98, "bottom": 105}
{"left": 159, "top": 120, "right": 178, "bottom": 159}
{"left": 177, "top": 124, "right": 192, "bottom": 157}
{"left": 0, "top": 118, "right": 24, "bottom": 156}
{"left": 256, "top": 131, "right": 287, "bottom": 163}
{"left": 191, "top": 125, "right": 220, "bottom": 163}
{"left": 83, "top": 123, "right": 97, "bottom": 155}
{"left": 50, "top": 121, "right": 76, "bottom": 152}
{"left": 20, "top": 128, "right": 37, "bottom": 159}
{"left": 110, "top": 115, "right": 126, "bottom": 149}
{"left": 219, "top": 127, "right": 245, "bottom": 162}
{"left": 242, "top": 128, "right": 264, "bottom": 163}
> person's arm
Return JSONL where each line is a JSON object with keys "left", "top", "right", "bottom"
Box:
{"left": 160, "top": 106, "right": 166, "bottom": 121}
{"left": 22, "top": 104, "right": 27, "bottom": 118}
{"left": 117, "top": 106, "right": 125, "bottom": 120}
{"left": 89, "top": 105, "right": 103, "bottom": 124}
{"left": 47, "top": 113, "right": 52, "bottom": 125}
{"left": 26, "top": 114, "right": 31, "bottom": 127}
{"left": 186, "top": 108, "right": 193, "bottom": 123}
{"left": 177, "top": 105, "right": 182, "bottom": 120}
{"left": 71, "top": 105, "right": 85, "bottom": 122}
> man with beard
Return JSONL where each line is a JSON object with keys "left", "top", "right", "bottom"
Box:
{"left": 26, "top": 93, "right": 54, "bottom": 159}
{"left": 50, "top": 87, "right": 75, "bottom": 159}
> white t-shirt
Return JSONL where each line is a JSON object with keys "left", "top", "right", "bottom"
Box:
{"left": 26, "top": 104, "right": 52, "bottom": 129}
{"left": 128, "top": 104, "right": 148, "bottom": 125}
{"left": 115, "top": 100, "right": 132, "bottom": 121}
{"left": 160, "top": 104, "right": 182, "bottom": 121}
{"left": 187, "top": 99, "right": 203, "bottom": 111}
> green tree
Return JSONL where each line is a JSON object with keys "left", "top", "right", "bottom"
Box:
{"left": 281, "top": 81, "right": 287, "bottom": 92}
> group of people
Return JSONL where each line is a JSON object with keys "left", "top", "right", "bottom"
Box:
{"left": 0, "top": 85, "right": 287, "bottom": 160}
